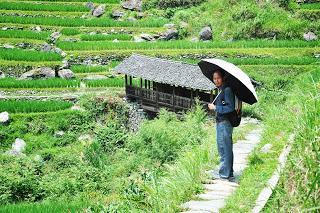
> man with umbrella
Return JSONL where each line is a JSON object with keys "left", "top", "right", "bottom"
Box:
{"left": 198, "top": 58, "right": 258, "bottom": 182}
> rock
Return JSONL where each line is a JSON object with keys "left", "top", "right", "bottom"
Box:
{"left": 303, "top": 31, "right": 317, "bottom": 41}
{"left": 111, "top": 10, "right": 125, "bottom": 19}
{"left": 121, "top": 0, "right": 142, "bottom": 11}
{"left": 140, "top": 33, "right": 154, "bottom": 41}
{"left": 127, "top": 17, "right": 137, "bottom": 22}
{"left": 3, "top": 44, "right": 14, "bottom": 49}
{"left": 71, "top": 105, "right": 85, "bottom": 111}
{"left": 34, "top": 26, "right": 42, "bottom": 32}
{"left": 58, "top": 69, "right": 75, "bottom": 79}
{"left": 17, "top": 42, "right": 32, "bottom": 49}
{"left": 33, "top": 154, "right": 43, "bottom": 162}
{"left": 136, "top": 12, "right": 144, "bottom": 18}
{"left": 0, "top": 111, "right": 9, "bottom": 124}
{"left": 54, "top": 47, "right": 67, "bottom": 57}
{"left": 54, "top": 130, "right": 65, "bottom": 137}
{"left": 179, "top": 21, "right": 188, "bottom": 28}
{"left": 20, "top": 67, "right": 55, "bottom": 79}
{"left": 50, "top": 31, "right": 61, "bottom": 43}
{"left": 82, "top": 74, "right": 107, "bottom": 80}
{"left": 134, "top": 36, "right": 145, "bottom": 42}
{"left": 159, "top": 29, "right": 179, "bottom": 40}
{"left": 164, "top": 23, "right": 175, "bottom": 28}
{"left": 260, "top": 143, "right": 272, "bottom": 153}
{"left": 0, "top": 71, "right": 5, "bottom": 79}
{"left": 78, "top": 134, "right": 93, "bottom": 142}
{"left": 2, "top": 27, "right": 8, "bottom": 30}
{"left": 6, "top": 138, "right": 26, "bottom": 156}
{"left": 199, "top": 26, "right": 212, "bottom": 41}
{"left": 60, "top": 59, "right": 70, "bottom": 69}
{"left": 85, "top": 1, "right": 95, "bottom": 10}
{"left": 190, "top": 37, "right": 199, "bottom": 42}
{"left": 112, "top": 39, "right": 119, "bottom": 42}
{"left": 63, "top": 38, "right": 79, "bottom": 42}
{"left": 41, "top": 43, "right": 52, "bottom": 52}
{"left": 92, "top": 4, "right": 105, "bottom": 17}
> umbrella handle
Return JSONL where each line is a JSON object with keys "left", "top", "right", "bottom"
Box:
{"left": 211, "top": 90, "right": 222, "bottom": 105}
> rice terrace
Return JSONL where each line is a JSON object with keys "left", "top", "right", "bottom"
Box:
{"left": 0, "top": 0, "right": 319, "bottom": 212}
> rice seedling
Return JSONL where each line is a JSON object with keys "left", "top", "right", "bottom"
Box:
{"left": 16, "top": 0, "right": 119, "bottom": 3}
{"left": 80, "top": 33, "right": 132, "bottom": 41}
{"left": 0, "top": 2, "right": 90, "bottom": 12}
{"left": 61, "top": 28, "right": 80, "bottom": 36}
{"left": 299, "top": 3, "right": 320, "bottom": 10}
{"left": 0, "top": 16, "right": 169, "bottom": 28}
{"left": 0, "top": 77, "right": 80, "bottom": 88}
{"left": 56, "top": 39, "right": 320, "bottom": 51}
{"left": 0, "top": 100, "right": 73, "bottom": 113}
{"left": 83, "top": 77, "right": 124, "bottom": 87}
{"left": 0, "top": 48, "right": 62, "bottom": 61}
{"left": 0, "top": 29, "right": 50, "bottom": 40}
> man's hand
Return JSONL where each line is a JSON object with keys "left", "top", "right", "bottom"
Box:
{"left": 208, "top": 103, "right": 216, "bottom": 110}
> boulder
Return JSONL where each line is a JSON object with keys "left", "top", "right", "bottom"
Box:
{"left": 20, "top": 67, "right": 55, "bottom": 79}
{"left": 50, "top": 31, "right": 61, "bottom": 43}
{"left": 127, "top": 17, "right": 137, "bottom": 22}
{"left": 121, "top": 0, "right": 142, "bottom": 11}
{"left": 140, "top": 33, "right": 154, "bottom": 41}
{"left": 92, "top": 4, "right": 105, "bottom": 17}
{"left": 6, "top": 138, "right": 26, "bottom": 156}
{"left": 85, "top": 1, "right": 95, "bottom": 10}
{"left": 0, "top": 71, "right": 5, "bottom": 79}
{"left": 58, "top": 69, "right": 75, "bottom": 79}
{"left": 303, "top": 31, "right": 317, "bottom": 41}
{"left": 0, "top": 111, "right": 9, "bottom": 124}
{"left": 136, "top": 12, "right": 144, "bottom": 18}
{"left": 199, "top": 26, "right": 212, "bottom": 41}
{"left": 41, "top": 43, "right": 52, "bottom": 52}
{"left": 3, "top": 44, "right": 14, "bottom": 49}
{"left": 111, "top": 10, "right": 125, "bottom": 19}
{"left": 159, "top": 29, "right": 179, "bottom": 40}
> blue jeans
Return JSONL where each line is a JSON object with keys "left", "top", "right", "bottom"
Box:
{"left": 216, "top": 119, "right": 234, "bottom": 178}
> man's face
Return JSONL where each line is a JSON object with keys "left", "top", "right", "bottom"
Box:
{"left": 213, "top": 72, "right": 223, "bottom": 87}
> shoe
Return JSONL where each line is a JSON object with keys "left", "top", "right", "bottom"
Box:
{"left": 210, "top": 171, "right": 221, "bottom": 180}
{"left": 228, "top": 176, "right": 236, "bottom": 182}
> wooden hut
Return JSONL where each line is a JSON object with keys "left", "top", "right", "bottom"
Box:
{"left": 113, "top": 54, "right": 217, "bottom": 113}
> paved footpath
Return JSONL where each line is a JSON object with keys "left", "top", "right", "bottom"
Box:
{"left": 180, "top": 121, "right": 263, "bottom": 213}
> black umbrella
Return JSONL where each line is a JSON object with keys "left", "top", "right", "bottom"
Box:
{"left": 198, "top": 58, "right": 258, "bottom": 105}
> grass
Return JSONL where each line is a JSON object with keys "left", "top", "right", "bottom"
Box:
{"left": 61, "top": 28, "right": 81, "bottom": 36}
{"left": 14, "top": 0, "right": 120, "bottom": 3}
{"left": 219, "top": 68, "right": 320, "bottom": 212}
{"left": 56, "top": 39, "right": 320, "bottom": 51}
{"left": 0, "top": 100, "right": 73, "bottom": 113}
{"left": 0, "top": 2, "right": 90, "bottom": 12}
{"left": 80, "top": 33, "right": 133, "bottom": 41}
{"left": 299, "top": 3, "right": 320, "bottom": 10}
{"left": 0, "top": 16, "right": 169, "bottom": 28}
{"left": 0, "top": 77, "right": 80, "bottom": 88}
{"left": 0, "top": 48, "right": 62, "bottom": 61}
{"left": 84, "top": 77, "right": 124, "bottom": 87}
{"left": 0, "top": 29, "right": 50, "bottom": 40}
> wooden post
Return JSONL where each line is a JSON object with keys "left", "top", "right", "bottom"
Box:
{"left": 210, "top": 90, "right": 213, "bottom": 103}
{"left": 129, "top": 76, "right": 132, "bottom": 86}
{"left": 125, "top": 74, "right": 127, "bottom": 86}
{"left": 173, "top": 85, "right": 175, "bottom": 112}
{"left": 144, "top": 79, "right": 147, "bottom": 88}
{"left": 155, "top": 82, "right": 159, "bottom": 109}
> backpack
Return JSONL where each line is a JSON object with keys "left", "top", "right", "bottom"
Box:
{"left": 221, "top": 88, "right": 242, "bottom": 127}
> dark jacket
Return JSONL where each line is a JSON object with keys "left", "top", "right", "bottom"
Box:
{"left": 214, "top": 84, "right": 235, "bottom": 122}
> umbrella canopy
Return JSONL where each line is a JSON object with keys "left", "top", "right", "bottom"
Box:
{"left": 198, "top": 58, "right": 258, "bottom": 105}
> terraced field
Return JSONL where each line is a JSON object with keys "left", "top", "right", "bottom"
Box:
{"left": 0, "top": 0, "right": 319, "bottom": 211}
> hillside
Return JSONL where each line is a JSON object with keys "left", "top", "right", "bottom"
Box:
{"left": 0, "top": 0, "right": 319, "bottom": 212}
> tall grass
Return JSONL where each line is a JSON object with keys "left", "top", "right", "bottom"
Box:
{"left": 0, "top": 77, "right": 80, "bottom": 88}
{"left": 71, "top": 63, "right": 121, "bottom": 73}
{"left": 61, "top": 27, "right": 80, "bottom": 36}
{"left": 16, "top": 0, "right": 119, "bottom": 3}
{"left": 0, "top": 16, "right": 168, "bottom": 28}
{"left": 56, "top": 39, "right": 320, "bottom": 51}
{"left": 0, "top": 29, "right": 50, "bottom": 40}
{"left": 0, "top": 2, "right": 90, "bottom": 12}
{"left": 0, "top": 100, "right": 73, "bottom": 113}
{"left": 0, "top": 48, "right": 62, "bottom": 61}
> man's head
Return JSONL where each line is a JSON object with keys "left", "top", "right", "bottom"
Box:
{"left": 212, "top": 69, "right": 225, "bottom": 88}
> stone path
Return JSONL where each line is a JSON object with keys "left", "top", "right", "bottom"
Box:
{"left": 180, "top": 122, "right": 263, "bottom": 213}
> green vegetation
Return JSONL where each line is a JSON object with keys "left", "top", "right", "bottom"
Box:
{"left": 84, "top": 77, "right": 124, "bottom": 87}
{"left": 56, "top": 39, "right": 320, "bottom": 51}
{"left": 80, "top": 33, "right": 133, "bottom": 41}
{"left": 0, "top": 29, "right": 50, "bottom": 40}
{"left": 0, "top": 100, "right": 73, "bottom": 113}
{"left": 0, "top": 16, "right": 169, "bottom": 28}
{"left": 0, "top": 2, "right": 90, "bottom": 12}
{"left": 0, "top": 48, "right": 62, "bottom": 61}
{"left": 0, "top": 77, "right": 80, "bottom": 88}
{"left": 60, "top": 28, "right": 81, "bottom": 36}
